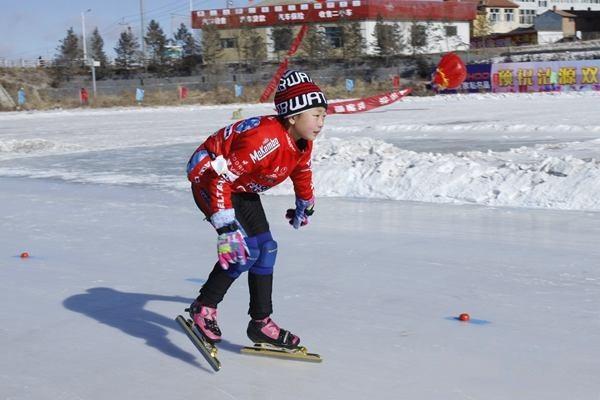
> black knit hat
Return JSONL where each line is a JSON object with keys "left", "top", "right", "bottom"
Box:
{"left": 274, "top": 70, "right": 328, "bottom": 118}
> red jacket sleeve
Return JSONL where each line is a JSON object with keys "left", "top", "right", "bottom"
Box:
{"left": 290, "top": 142, "right": 314, "bottom": 201}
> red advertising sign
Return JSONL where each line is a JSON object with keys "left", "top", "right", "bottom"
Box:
{"left": 192, "top": 0, "right": 476, "bottom": 29}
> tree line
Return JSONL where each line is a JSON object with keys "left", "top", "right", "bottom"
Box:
{"left": 52, "top": 17, "right": 446, "bottom": 82}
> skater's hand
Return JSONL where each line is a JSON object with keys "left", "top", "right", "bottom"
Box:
{"left": 285, "top": 197, "right": 315, "bottom": 229}
{"left": 211, "top": 209, "right": 249, "bottom": 269}
{"left": 216, "top": 228, "right": 249, "bottom": 270}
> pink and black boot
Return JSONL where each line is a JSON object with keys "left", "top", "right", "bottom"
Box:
{"left": 247, "top": 317, "right": 300, "bottom": 349}
{"left": 188, "top": 302, "right": 222, "bottom": 343}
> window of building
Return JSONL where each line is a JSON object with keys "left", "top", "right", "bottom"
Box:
{"left": 220, "top": 38, "right": 237, "bottom": 49}
{"left": 324, "top": 26, "right": 343, "bottom": 48}
{"left": 489, "top": 8, "right": 501, "bottom": 22}
{"left": 505, "top": 9, "right": 515, "bottom": 21}
{"left": 445, "top": 25, "right": 458, "bottom": 36}
{"left": 538, "top": 0, "right": 548, "bottom": 6}
{"left": 272, "top": 27, "right": 294, "bottom": 52}
{"left": 519, "top": 9, "right": 536, "bottom": 24}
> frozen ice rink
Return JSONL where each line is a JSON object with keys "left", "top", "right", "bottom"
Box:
{"left": 2, "top": 92, "right": 600, "bottom": 399}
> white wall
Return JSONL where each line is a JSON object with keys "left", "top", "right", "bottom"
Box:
{"left": 487, "top": 9, "right": 521, "bottom": 33}
{"left": 364, "top": 20, "right": 471, "bottom": 56}
{"left": 537, "top": 30, "right": 565, "bottom": 43}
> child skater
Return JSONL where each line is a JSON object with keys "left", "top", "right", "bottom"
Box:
{"left": 185, "top": 70, "right": 327, "bottom": 348}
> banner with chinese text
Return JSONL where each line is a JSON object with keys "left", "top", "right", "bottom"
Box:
{"left": 192, "top": 0, "right": 475, "bottom": 29}
{"left": 327, "top": 89, "right": 411, "bottom": 114}
{"left": 491, "top": 60, "right": 600, "bottom": 93}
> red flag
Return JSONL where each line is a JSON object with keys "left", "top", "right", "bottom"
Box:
{"left": 179, "top": 86, "right": 188, "bottom": 100}
{"left": 432, "top": 53, "right": 467, "bottom": 90}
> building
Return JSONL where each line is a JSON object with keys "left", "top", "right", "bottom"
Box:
{"left": 476, "top": 0, "right": 600, "bottom": 41}
{"left": 534, "top": 9, "right": 576, "bottom": 43}
{"left": 512, "top": 0, "right": 600, "bottom": 29}
{"left": 568, "top": 10, "right": 600, "bottom": 39}
{"left": 475, "top": 0, "right": 520, "bottom": 36}
{"left": 191, "top": 0, "right": 477, "bottom": 63}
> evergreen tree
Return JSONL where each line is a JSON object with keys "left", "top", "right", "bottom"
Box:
{"left": 52, "top": 27, "right": 83, "bottom": 82}
{"left": 239, "top": 25, "right": 266, "bottom": 71}
{"left": 201, "top": 23, "right": 223, "bottom": 66}
{"left": 145, "top": 20, "right": 168, "bottom": 70}
{"left": 174, "top": 23, "right": 199, "bottom": 57}
{"left": 114, "top": 27, "right": 141, "bottom": 71}
{"left": 341, "top": 21, "right": 366, "bottom": 60}
{"left": 373, "top": 16, "right": 403, "bottom": 57}
{"left": 174, "top": 23, "right": 201, "bottom": 74}
{"left": 89, "top": 27, "right": 109, "bottom": 78}
{"left": 299, "top": 25, "right": 331, "bottom": 61}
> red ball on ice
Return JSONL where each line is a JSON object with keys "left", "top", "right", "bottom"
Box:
{"left": 458, "top": 313, "right": 470, "bottom": 321}
{"left": 20, "top": 252, "right": 30, "bottom": 259}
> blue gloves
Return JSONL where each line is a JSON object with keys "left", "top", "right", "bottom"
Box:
{"left": 285, "top": 197, "right": 315, "bottom": 229}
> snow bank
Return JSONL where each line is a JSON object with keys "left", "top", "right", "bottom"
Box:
{"left": 312, "top": 137, "right": 600, "bottom": 210}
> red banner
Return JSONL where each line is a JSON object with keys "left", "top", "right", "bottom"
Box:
{"left": 287, "top": 24, "right": 308, "bottom": 56}
{"left": 192, "top": 1, "right": 476, "bottom": 29}
{"left": 259, "top": 59, "right": 288, "bottom": 102}
{"left": 327, "top": 89, "right": 411, "bottom": 114}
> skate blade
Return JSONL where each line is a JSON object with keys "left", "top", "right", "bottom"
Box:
{"left": 175, "top": 315, "right": 221, "bottom": 371}
{"left": 241, "top": 343, "right": 322, "bottom": 363}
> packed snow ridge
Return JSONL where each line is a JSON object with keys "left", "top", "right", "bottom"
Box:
{"left": 270, "top": 137, "right": 600, "bottom": 211}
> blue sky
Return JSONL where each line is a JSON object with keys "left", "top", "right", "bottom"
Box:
{"left": 0, "top": 0, "right": 247, "bottom": 60}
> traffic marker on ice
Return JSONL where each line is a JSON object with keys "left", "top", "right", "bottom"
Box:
{"left": 20, "top": 252, "right": 30, "bottom": 259}
{"left": 458, "top": 313, "right": 470, "bottom": 322}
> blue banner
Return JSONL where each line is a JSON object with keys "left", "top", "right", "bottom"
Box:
{"left": 235, "top": 84, "right": 243, "bottom": 97}
{"left": 135, "top": 88, "right": 144, "bottom": 103}
{"left": 17, "top": 88, "right": 26, "bottom": 105}
{"left": 440, "top": 64, "right": 492, "bottom": 93}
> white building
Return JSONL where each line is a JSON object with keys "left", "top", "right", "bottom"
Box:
{"left": 507, "top": 0, "right": 600, "bottom": 28}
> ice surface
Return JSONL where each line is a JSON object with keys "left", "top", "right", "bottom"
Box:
{"left": 2, "top": 91, "right": 600, "bottom": 210}
{"left": 2, "top": 179, "right": 600, "bottom": 400}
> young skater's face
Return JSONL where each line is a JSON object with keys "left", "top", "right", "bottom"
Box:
{"left": 288, "top": 107, "right": 327, "bottom": 141}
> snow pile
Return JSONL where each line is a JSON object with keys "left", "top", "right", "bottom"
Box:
{"left": 279, "top": 137, "right": 600, "bottom": 211}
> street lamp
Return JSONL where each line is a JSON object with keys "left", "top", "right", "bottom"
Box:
{"left": 81, "top": 9, "right": 91, "bottom": 61}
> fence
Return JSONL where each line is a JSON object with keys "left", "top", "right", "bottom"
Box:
{"left": 0, "top": 58, "right": 50, "bottom": 68}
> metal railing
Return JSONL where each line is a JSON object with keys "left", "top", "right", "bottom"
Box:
{"left": 0, "top": 58, "right": 51, "bottom": 68}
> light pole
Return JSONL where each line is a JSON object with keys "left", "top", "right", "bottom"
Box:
{"left": 80, "top": 8, "right": 97, "bottom": 99}
{"left": 81, "top": 9, "right": 91, "bottom": 61}
{"left": 140, "top": 0, "right": 146, "bottom": 68}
